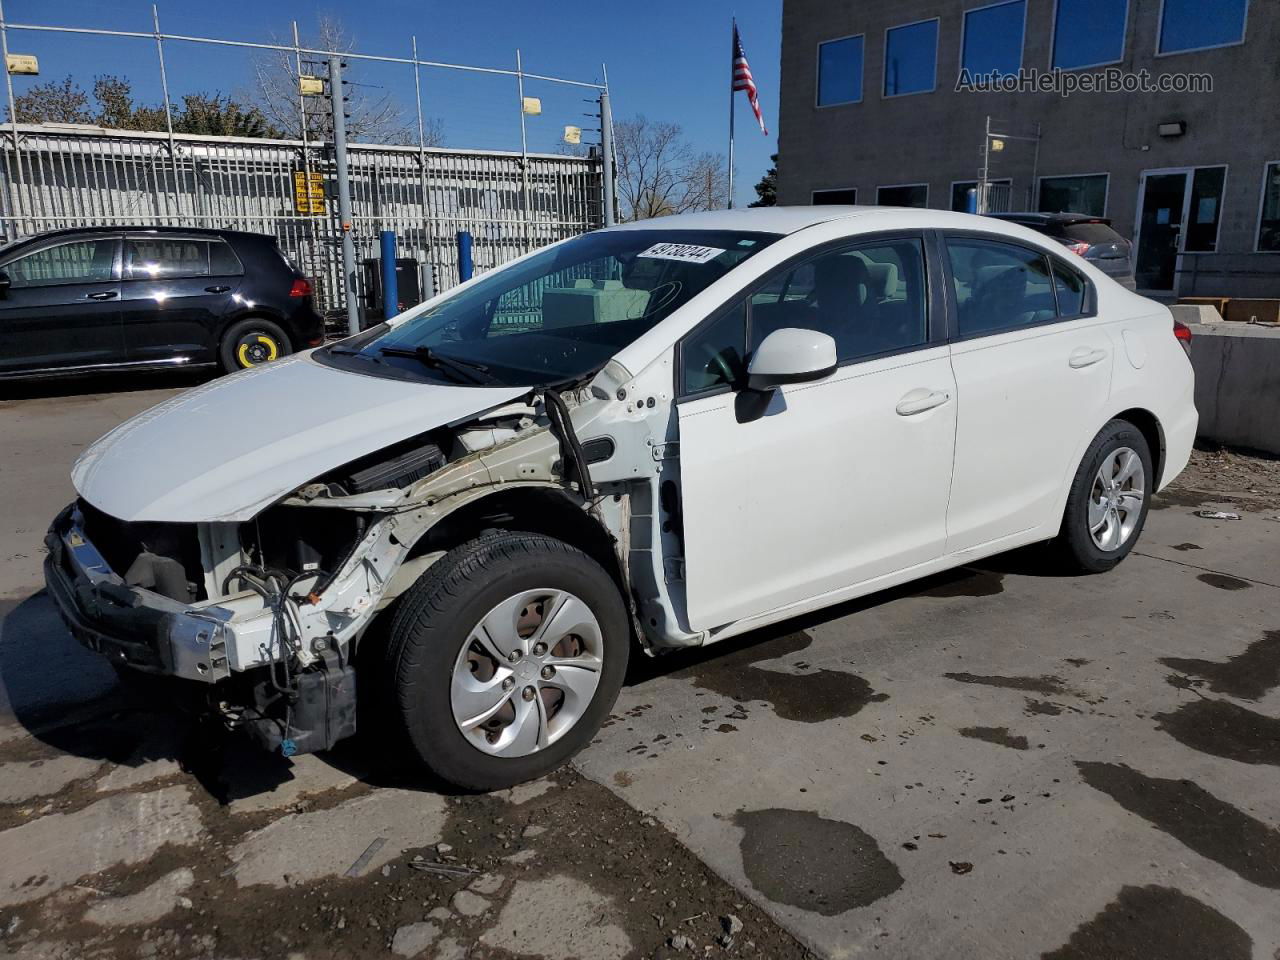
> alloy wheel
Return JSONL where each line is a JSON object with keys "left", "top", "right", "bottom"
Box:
{"left": 1088, "top": 446, "right": 1146, "bottom": 551}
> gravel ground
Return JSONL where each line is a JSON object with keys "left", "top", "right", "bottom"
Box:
{"left": 1166, "top": 445, "right": 1280, "bottom": 512}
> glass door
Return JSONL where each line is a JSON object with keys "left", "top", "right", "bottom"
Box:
{"left": 1134, "top": 171, "right": 1188, "bottom": 292}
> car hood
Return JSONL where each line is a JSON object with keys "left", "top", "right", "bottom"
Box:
{"left": 72, "top": 353, "right": 527, "bottom": 523}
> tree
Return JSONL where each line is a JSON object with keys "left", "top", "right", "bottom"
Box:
{"left": 11, "top": 76, "right": 92, "bottom": 124}
{"left": 749, "top": 153, "right": 778, "bottom": 207}
{"left": 250, "top": 15, "right": 443, "bottom": 146}
{"left": 10, "top": 74, "right": 281, "bottom": 138}
{"left": 613, "top": 115, "right": 728, "bottom": 220}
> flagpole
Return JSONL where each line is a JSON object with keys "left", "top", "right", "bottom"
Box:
{"left": 727, "top": 17, "right": 736, "bottom": 209}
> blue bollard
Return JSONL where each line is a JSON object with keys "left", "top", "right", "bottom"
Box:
{"left": 379, "top": 230, "right": 398, "bottom": 319}
{"left": 456, "top": 231, "right": 474, "bottom": 283}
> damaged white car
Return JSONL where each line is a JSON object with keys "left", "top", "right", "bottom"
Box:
{"left": 45, "top": 207, "right": 1197, "bottom": 789}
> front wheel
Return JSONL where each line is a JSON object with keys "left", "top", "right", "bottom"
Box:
{"left": 1053, "top": 419, "right": 1153, "bottom": 573}
{"left": 383, "top": 530, "right": 629, "bottom": 790}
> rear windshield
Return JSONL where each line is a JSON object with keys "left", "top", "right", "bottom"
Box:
{"left": 1062, "top": 222, "right": 1125, "bottom": 245}
{"left": 321, "top": 229, "right": 779, "bottom": 388}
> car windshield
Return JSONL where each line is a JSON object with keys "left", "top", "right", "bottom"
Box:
{"left": 323, "top": 229, "right": 779, "bottom": 387}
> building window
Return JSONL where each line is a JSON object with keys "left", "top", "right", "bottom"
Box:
{"left": 1038, "top": 174, "right": 1108, "bottom": 217}
{"left": 1259, "top": 162, "right": 1280, "bottom": 253}
{"left": 1159, "top": 0, "right": 1248, "bottom": 54}
{"left": 961, "top": 1, "right": 1026, "bottom": 78}
{"left": 951, "top": 179, "right": 1013, "bottom": 212}
{"left": 1052, "top": 0, "right": 1128, "bottom": 70}
{"left": 1185, "top": 167, "right": 1226, "bottom": 253}
{"left": 884, "top": 19, "right": 938, "bottom": 97}
{"left": 817, "top": 35, "right": 864, "bottom": 106}
{"left": 813, "top": 188, "right": 858, "bottom": 205}
{"left": 878, "top": 184, "right": 929, "bottom": 208}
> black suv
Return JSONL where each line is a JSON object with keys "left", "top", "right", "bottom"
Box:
{"left": 988, "top": 213, "right": 1136, "bottom": 291}
{"left": 0, "top": 227, "right": 324, "bottom": 380}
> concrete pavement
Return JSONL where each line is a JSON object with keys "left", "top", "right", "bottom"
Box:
{"left": 2, "top": 377, "right": 1279, "bottom": 959}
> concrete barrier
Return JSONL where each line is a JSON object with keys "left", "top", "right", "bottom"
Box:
{"left": 1189, "top": 323, "right": 1280, "bottom": 455}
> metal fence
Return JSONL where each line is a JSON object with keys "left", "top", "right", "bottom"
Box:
{"left": 0, "top": 122, "right": 604, "bottom": 315}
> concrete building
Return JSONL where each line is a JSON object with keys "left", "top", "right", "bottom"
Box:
{"left": 777, "top": 0, "right": 1280, "bottom": 297}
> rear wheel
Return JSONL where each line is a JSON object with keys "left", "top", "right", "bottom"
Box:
{"left": 383, "top": 530, "right": 629, "bottom": 790}
{"left": 219, "top": 318, "right": 291, "bottom": 372}
{"left": 1053, "top": 419, "right": 1152, "bottom": 573}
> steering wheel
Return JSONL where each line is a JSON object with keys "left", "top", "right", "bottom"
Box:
{"left": 699, "top": 342, "right": 737, "bottom": 387}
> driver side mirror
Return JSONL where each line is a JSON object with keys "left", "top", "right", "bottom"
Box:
{"left": 746, "top": 327, "right": 837, "bottom": 392}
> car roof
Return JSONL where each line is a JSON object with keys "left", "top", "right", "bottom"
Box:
{"left": 991, "top": 212, "right": 1114, "bottom": 226}
{"left": 1, "top": 225, "right": 274, "bottom": 247}
{"left": 603, "top": 205, "right": 1081, "bottom": 241}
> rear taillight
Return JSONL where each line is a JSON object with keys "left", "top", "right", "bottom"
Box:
{"left": 1066, "top": 241, "right": 1091, "bottom": 257}
{"left": 289, "top": 277, "right": 312, "bottom": 298}
{"left": 1173, "top": 318, "right": 1193, "bottom": 357}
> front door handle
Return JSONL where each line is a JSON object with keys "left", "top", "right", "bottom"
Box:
{"left": 1069, "top": 347, "right": 1108, "bottom": 369}
{"left": 204, "top": 285, "right": 231, "bottom": 293}
{"left": 86, "top": 290, "right": 117, "bottom": 301}
{"left": 896, "top": 388, "right": 951, "bottom": 417}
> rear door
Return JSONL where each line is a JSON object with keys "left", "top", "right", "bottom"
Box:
{"left": 120, "top": 235, "right": 244, "bottom": 364}
{"left": 0, "top": 236, "right": 124, "bottom": 375}
{"left": 942, "top": 234, "right": 1114, "bottom": 552}
{"left": 676, "top": 233, "right": 958, "bottom": 629}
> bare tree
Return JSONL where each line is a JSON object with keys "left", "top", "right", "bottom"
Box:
{"left": 613, "top": 115, "right": 728, "bottom": 220}
{"left": 250, "top": 15, "right": 443, "bottom": 146}
{"left": 10, "top": 76, "right": 92, "bottom": 124}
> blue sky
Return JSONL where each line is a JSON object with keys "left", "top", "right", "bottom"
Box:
{"left": 3, "top": 0, "right": 780, "bottom": 206}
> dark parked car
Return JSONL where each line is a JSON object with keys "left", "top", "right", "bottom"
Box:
{"left": 0, "top": 227, "right": 324, "bottom": 380}
{"left": 989, "top": 213, "right": 1136, "bottom": 290}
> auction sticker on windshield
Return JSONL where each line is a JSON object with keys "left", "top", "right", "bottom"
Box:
{"left": 637, "top": 243, "right": 725, "bottom": 264}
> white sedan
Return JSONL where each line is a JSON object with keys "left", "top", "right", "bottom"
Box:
{"left": 46, "top": 207, "right": 1197, "bottom": 789}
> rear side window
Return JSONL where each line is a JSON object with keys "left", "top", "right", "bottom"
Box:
{"left": 1052, "top": 259, "right": 1088, "bottom": 316}
{"left": 947, "top": 238, "right": 1057, "bottom": 337}
{"left": 125, "top": 238, "right": 243, "bottom": 279}
{"left": 5, "top": 239, "right": 115, "bottom": 287}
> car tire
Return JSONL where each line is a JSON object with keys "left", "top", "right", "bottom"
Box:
{"left": 219, "top": 318, "right": 292, "bottom": 372}
{"left": 382, "top": 530, "right": 629, "bottom": 790}
{"left": 1053, "top": 418, "right": 1153, "bottom": 574}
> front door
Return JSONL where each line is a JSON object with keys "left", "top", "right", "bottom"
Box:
{"left": 675, "top": 235, "right": 957, "bottom": 630}
{"left": 0, "top": 236, "right": 125, "bottom": 375}
{"left": 1134, "top": 171, "right": 1189, "bottom": 293}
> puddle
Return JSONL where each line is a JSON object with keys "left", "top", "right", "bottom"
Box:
{"left": 733, "top": 808, "right": 903, "bottom": 915}
{"left": 958, "top": 726, "right": 1029, "bottom": 750}
{"left": 1024, "top": 699, "right": 1063, "bottom": 716}
{"left": 1076, "top": 762, "right": 1280, "bottom": 888}
{"left": 1155, "top": 698, "right": 1280, "bottom": 766}
{"left": 915, "top": 570, "right": 1004, "bottom": 598}
{"left": 1196, "top": 573, "right": 1252, "bottom": 591}
{"left": 677, "top": 632, "right": 888, "bottom": 723}
{"left": 945, "top": 673, "right": 1068, "bottom": 696}
{"left": 1160, "top": 629, "right": 1280, "bottom": 701}
{"left": 1041, "top": 884, "right": 1251, "bottom": 960}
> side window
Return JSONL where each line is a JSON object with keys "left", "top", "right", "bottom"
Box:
{"left": 682, "top": 300, "right": 746, "bottom": 395}
{"left": 209, "top": 240, "right": 243, "bottom": 275}
{"left": 748, "top": 239, "right": 928, "bottom": 363}
{"left": 125, "top": 239, "right": 211, "bottom": 280}
{"left": 1052, "top": 259, "right": 1088, "bottom": 317}
{"left": 946, "top": 239, "right": 1057, "bottom": 337}
{"left": 5, "top": 239, "right": 115, "bottom": 288}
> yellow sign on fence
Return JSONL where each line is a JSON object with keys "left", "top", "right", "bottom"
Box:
{"left": 293, "top": 171, "right": 326, "bottom": 215}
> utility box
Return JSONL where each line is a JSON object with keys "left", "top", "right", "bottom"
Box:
{"left": 361, "top": 257, "right": 424, "bottom": 321}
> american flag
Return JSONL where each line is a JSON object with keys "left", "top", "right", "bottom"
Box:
{"left": 733, "top": 25, "right": 768, "bottom": 135}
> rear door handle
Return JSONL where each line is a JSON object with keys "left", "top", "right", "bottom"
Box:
{"left": 204, "top": 285, "right": 231, "bottom": 293}
{"left": 86, "top": 291, "right": 117, "bottom": 300}
{"left": 896, "top": 388, "right": 951, "bottom": 416}
{"left": 1069, "top": 347, "right": 1108, "bottom": 369}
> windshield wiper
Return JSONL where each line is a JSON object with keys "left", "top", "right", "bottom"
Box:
{"left": 377, "top": 345, "right": 497, "bottom": 384}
